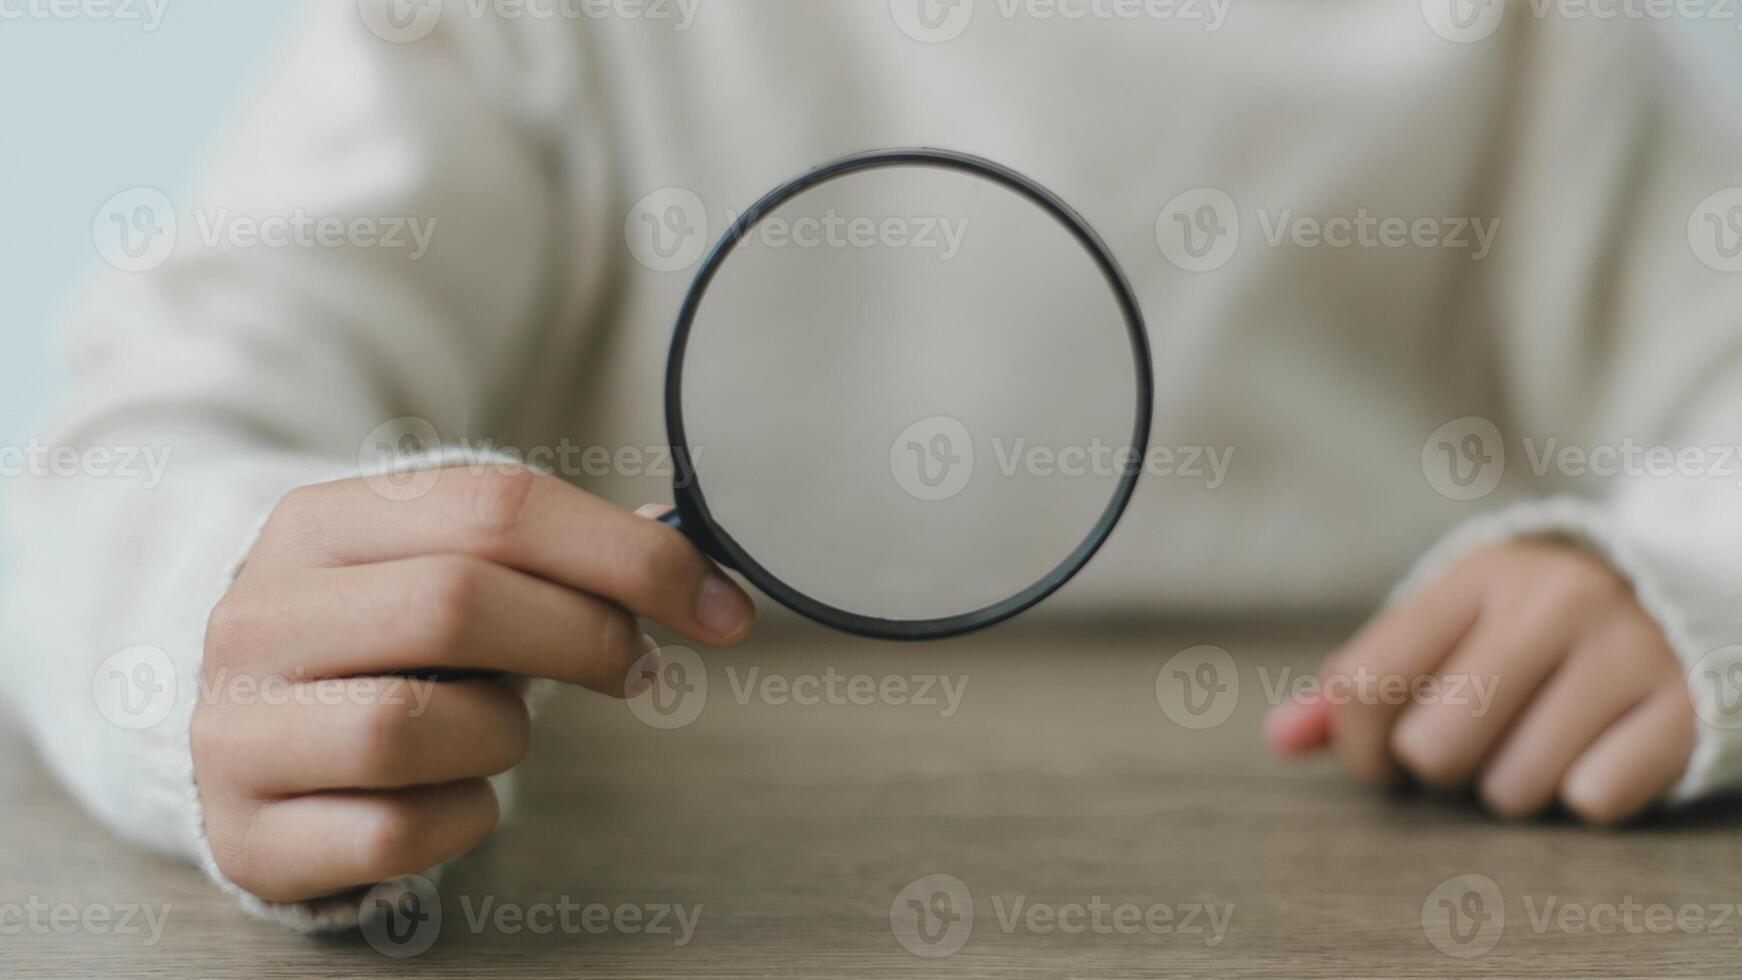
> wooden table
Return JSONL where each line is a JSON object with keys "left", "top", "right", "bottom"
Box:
{"left": 5, "top": 621, "right": 1741, "bottom": 978}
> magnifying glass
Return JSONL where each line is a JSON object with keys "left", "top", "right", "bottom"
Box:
{"left": 657, "top": 149, "right": 1153, "bottom": 641}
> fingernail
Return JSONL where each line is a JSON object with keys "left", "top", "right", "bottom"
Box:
{"left": 696, "top": 573, "right": 753, "bottom": 639}
{"left": 635, "top": 503, "right": 670, "bottom": 519}
{"left": 625, "top": 636, "right": 661, "bottom": 698}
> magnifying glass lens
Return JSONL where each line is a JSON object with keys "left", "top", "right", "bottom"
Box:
{"left": 674, "top": 156, "right": 1147, "bottom": 635}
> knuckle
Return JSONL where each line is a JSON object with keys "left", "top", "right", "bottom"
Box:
{"left": 455, "top": 466, "right": 537, "bottom": 545}
{"left": 1322, "top": 704, "right": 1393, "bottom": 785}
{"left": 1317, "top": 650, "right": 1355, "bottom": 686}
{"left": 620, "top": 536, "right": 682, "bottom": 604}
{"left": 499, "top": 698, "right": 533, "bottom": 759}
{"left": 1542, "top": 552, "right": 1625, "bottom": 609}
{"left": 1329, "top": 733, "right": 1392, "bottom": 786}
{"left": 353, "top": 698, "right": 416, "bottom": 780}
{"left": 189, "top": 700, "right": 229, "bottom": 775}
{"left": 205, "top": 799, "right": 282, "bottom": 900}
{"left": 207, "top": 826, "right": 258, "bottom": 895}
{"left": 1389, "top": 718, "right": 1464, "bottom": 788}
{"left": 1449, "top": 545, "right": 1508, "bottom": 583}
{"left": 503, "top": 701, "right": 533, "bottom": 764}
{"left": 415, "top": 556, "right": 488, "bottom": 656}
{"left": 1585, "top": 614, "right": 1669, "bottom": 670}
{"left": 1467, "top": 544, "right": 1627, "bottom": 629}
{"left": 354, "top": 800, "right": 421, "bottom": 879}
{"left": 474, "top": 686, "right": 533, "bottom": 772}
{"left": 203, "top": 592, "right": 262, "bottom": 671}
{"left": 1478, "top": 773, "right": 1547, "bottom": 820}
{"left": 1560, "top": 782, "right": 1632, "bottom": 827}
{"left": 595, "top": 608, "right": 641, "bottom": 671}
{"left": 1320, "top": 683, "right": 1357, "bottom": 725}
{"left": 1503, "top": 584, "right": 1591, "bottom": 640}
{"left": 456, "top": 778, "right": 503, "bottom": 840}
{"left": 1321, "top": 673, "right": 1375, "bottom": 726}
{"left": 627, "top": 532, "right": 703, "bottom": 614}
{"left": 258, "top": 485, "right": 326, "bottom": 551}
{"left": 264, "top": 485, "right": 316, "bottom": 526}
{"left": 212, "top": 850, "right": 262, "bottom": 898}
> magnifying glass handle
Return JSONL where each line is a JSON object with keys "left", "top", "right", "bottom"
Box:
{"left": 657, "top": 507, "right": 739, "bottom": 571}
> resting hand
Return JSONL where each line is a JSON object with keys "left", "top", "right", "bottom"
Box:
{"left": 1266, "top": 541, "right": 1694, "bottom": 825}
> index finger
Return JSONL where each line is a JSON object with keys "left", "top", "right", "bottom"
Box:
{"left": 255, "top": 465, "right": 755, "bottom": 646}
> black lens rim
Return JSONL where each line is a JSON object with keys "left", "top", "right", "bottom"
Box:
{"left": 664, "top": 148, "right": 1155, "bottom": 641}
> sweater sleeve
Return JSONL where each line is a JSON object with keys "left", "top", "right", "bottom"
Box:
{"left": 0, "top": 0, "right": 600, "bottom": 929}
{"left": 1397, "top": 19, "right": 1742, "bottom": 802}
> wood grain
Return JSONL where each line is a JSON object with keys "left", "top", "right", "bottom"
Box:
{"left": 3, "top": 621, "right": 1740, "bottom": 978}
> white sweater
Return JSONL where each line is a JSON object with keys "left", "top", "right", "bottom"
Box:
{"left": 8, "top": 0, "right": 1742, "bottom": 929}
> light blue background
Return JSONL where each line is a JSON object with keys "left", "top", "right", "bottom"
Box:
{"left": 0, "top": 6, "right": 1738, "bottom": 455}
{"left": 0, "top": 1, "right": 308, "bottom": 450}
